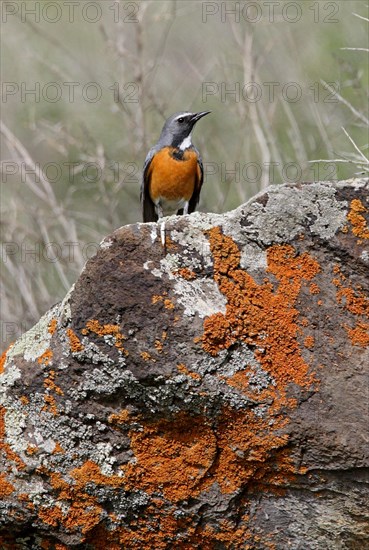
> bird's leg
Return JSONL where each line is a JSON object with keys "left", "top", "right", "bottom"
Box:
{"left": 160, "top": 220, "right": 166, "bottom": 248}
{"left": 183, "top": 201, "right": 189, "bottom": 215}
{"left": 156, "top": 203, "right": 164, "bottom": 219}
{"left": 156, "top": 203, "right": 166, "bottom": 248}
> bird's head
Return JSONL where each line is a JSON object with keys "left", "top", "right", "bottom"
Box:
{"left": 159, "top": 111, "right": 211, "bottom": 150}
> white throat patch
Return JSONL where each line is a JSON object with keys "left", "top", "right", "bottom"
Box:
{"left": 179, "top": 135, "right": 192, "bottom": 151}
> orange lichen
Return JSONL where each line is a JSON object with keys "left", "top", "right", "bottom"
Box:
{"left": 86, "top": 507, "right": 271, "bottom": 550}
{"left": 309, "top": 282, "right": 320, "bottom": 294}
{"left": 83, "top": 319, "right": 119, "bottom": 337}
{"left": 177, "top": 363, "right": 201, "bottom": 380}
{"left": 198, "top": 515, "right": 274, "bottom": 549}
{"left": 66, "top": 328, "right": 84, "bottom": 352}
{"left": 66, "top": 504, "right": 103, "bottom": 534}
{"left": 42, "top": 394, "right": 58, "bottom": 416}
{"left": 49, "top": 471, "right": 70, "bottom": 494}
{"left": 62, "top": 462, "right": 124, "bottom": 533}
{"left": 40, "top": 370, "right": 64, "bottom": 416}
{"left": 347, "top": 198, "right": 369, "bottom": 241}
{"left": 53, "top": 442, "right": 65, "bottom": 454}
{"left": 26, "top": 445, "right": 39, "bottom": 456}
{"left": 18, "top": 493, "right": 30, "bottom": 502}
{"left": 202, "top": 228, "right": 319, "bottom": 389}
{"left": 19, "top": 395, "right": 29, "bottom": 405}
{"left": 151, "top": 294, "right": 163, "bottom": 305}
{"left": 6, "top": 212, "right": 368, "bottom": 547}
{"left": 108, "top": 409, "right": 130, "bottom": 426}
{"left": 122, "top": 401, "right": 301, "bottom": 509}
{"left": 39, "top": 505, "right": 63, "bottom": 527}
{"left": 154, "top": 331, "right": 167, "bottom": 353}
{"left": 335, "top": 285, "right": 369, "bottom": 317}
{"left": 81, "top": 319, "right": 127, "bottom": 352}
{"left": 224, "top": 368, "right": 254, "bottom": 395}
{"left": 167, "top": 227, "right": 322, "bottom": 501}
{"left": 333, "top": 264, "right": 343, "bottom": 275}
{"left": 332, "top": 265, "right": 369, "bottom": 348}
{"left": 48, "top": 318, "right": 57, "bottom": 335}
{"left": 345, "top": 322, "right": 369, "bottom": 347}
{"left": 205, "top": 406, "right": 292, "bottom": 494}
{"left": 122, "top": 413, "right": 217, "bottom": 501}
{"left": 304, "top": 336, "right": 315, "bottom": 349}
{"left": 140, "top": 351, "right": 152, "bottom": 361}
{"left": 163, "top": 233, "right": 177, "bottom": 250}
{"left": 38, "top": 349, "right": 53, "bottom": 366}
{"left": 41, "top": 370, "right": 63, "bottom": 415}
{"left": 71, "top": 460, "right": 125, "bottom": 489}
{"left": 154, "top": 339, "right": 164, "bottom": 353}
{"left": 0, "top": 473, "right": 15, "bottom": 498}
{"left": 151, "top": 293, "right": 175, "bottom": 310}
{"left": 44, "top": 370, "right": 64, "bottom": 396}
{"left": 46, "top": 462, "right": 126, "bottom": 537}
{"left": 164, "top": 298, "right": 175, "bottom": 309}
{"left": 0, "top": 348, "right": 9, "bottom": 374}
{"left": 174, "top": 268, "right": 196, "bottom": 280}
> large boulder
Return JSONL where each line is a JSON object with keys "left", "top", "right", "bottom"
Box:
{"left": 1, "top": 179, "right": 368, "bottom": 549}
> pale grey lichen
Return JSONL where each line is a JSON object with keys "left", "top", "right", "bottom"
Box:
{"left": 237, "top": 183, "right": 348, "bottom": 244}
{"left": 37, "top": 438, "right": 57, "bottom": 454}
{"left": 246, "top": 363, "right": 276, "bottom": 391}
{"left": 361, "top": 250, "right": 369, "bottom": 264}
{"left": 159, "top": 253, "right": 182, "bottom": 276}
{"left": 0, "top": 365, "right": 21, "bottom": 399}
{"left": 100, "top": 236, "right": 114, "bottom": 249}
{"left": 214, "top": 344, "right": 259, "bottom": 378}
{"left": 77, "top": 365, "right": 135, "bottom": 395}
{"left": 89, "top": 442, "right": 117, "bottom": 475}
{"left": 335, "top": 177, "right": 368, "bottom": 190}
{"left": 4, "top": 406, "right": 28, "bottom": 453}
{"left": 173, "top": 277, "right": 227, "bottom": 318}
{"left": 169, "top": 227, "right": 213, "bottom": 269}
{"left": 7, "top": 304, "right": 60, "bottom": 363}
{"left": 240, "top": 244, "right": 267, "bottom": 271}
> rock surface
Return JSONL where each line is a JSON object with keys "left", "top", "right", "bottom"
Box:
{"left": 1, "top": 179, "right": 368, "bottom": 549}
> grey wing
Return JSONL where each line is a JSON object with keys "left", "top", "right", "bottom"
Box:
{"left": 188, "top": 146, "right": 204, "bottom": 214}
{"left": 141, "top": 146, "right": 158, "bottom": 222}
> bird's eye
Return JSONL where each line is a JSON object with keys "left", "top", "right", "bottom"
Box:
{"left": 177, "top": 117, "right": 184, "bottom": 123}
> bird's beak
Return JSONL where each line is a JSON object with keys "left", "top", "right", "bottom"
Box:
{"left": 191, "top": 111, "right": 211, "bottom": 122}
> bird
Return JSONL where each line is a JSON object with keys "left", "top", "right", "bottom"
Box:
{"left": 141, "top": 111, "right": 211, "bottom": 223}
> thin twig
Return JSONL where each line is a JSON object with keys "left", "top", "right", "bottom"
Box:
{"left": 340, "top": 47, "right": 369, "bottom": 52}
{"left": 309, "top": 159, "right": 369, "bottom": 165}
{"left": 341, "top": 126, "right": 369, "bottom": 163}
{"left": 0, "top": 120, "right": 83, "bottom": 264}
{"left": 320, "top": 80, "right": 369, "bottom": 126}
{"left": 352, "top": 12, "right": 369, "bottom": 23}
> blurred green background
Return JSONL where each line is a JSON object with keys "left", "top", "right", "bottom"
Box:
{"left": 1, "top": 0, "right": 368, "bottom": 351}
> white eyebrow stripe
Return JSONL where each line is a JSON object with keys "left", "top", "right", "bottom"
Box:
{"left": 174, "top": 112, "right": 192, "bottom": 121}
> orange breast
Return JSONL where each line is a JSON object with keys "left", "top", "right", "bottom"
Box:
{"left": 148, "top": 147, "right": 201, "bottom": 202}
